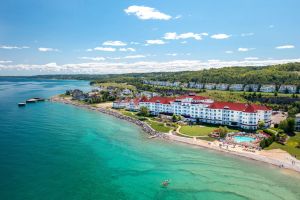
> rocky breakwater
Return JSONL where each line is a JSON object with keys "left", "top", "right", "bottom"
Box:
{"left": 50, "top": 96, "right": 166, "bottom": 138}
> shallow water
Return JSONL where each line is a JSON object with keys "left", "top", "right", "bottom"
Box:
{"left": 0, "top": 77, "right": 299, "bottom": 200}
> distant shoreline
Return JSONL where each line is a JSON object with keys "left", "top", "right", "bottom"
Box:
{"left": 51, "top": 95, "right": 300, "bottom": 174}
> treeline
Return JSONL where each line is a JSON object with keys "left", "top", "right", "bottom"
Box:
{"left": 32, "top": 62, "right": 300, "bottom": 85}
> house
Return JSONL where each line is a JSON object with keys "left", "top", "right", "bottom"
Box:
{"left": 121, "top": 88, "right": 132, "bottom": 95}
{"left": 216, "top": 84, "right": 229, "bottom": 91}
{"left": 229, "top": 84, "right": 244, "bottom": 91}
{"left": 244, "top": 84, "right": 259, "bottom": 92}
{"left": 71, "top": 89, "right": 87, "bottom": 101}
{"left": 188, "top": 82, "right": 196, "bottom": 88}
{"left": 204, "top": 83, "right": 216, "bottom": 90}
{"left": 260, "top": 85, "right": 276, "bottom": 93}
{"left": 195, "top": 83, "right": 204, "bottom": 89}
{"left": 296, "top": 113, "right": 300, "bottom": 131}
{"left": 139, "top": 91, "right": 159, "bottom": 98}
{"left": 278, "top": 85, "right": 297, "bottom": 94}
{"left": 139, "top": 94, "right": 272, "bottom": 130}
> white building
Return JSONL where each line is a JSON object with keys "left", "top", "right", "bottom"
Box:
{"left": 244, "top": 84, "right": 259, "bottom": 92}
{"left": 260, "top": 85, "right": 276, "bottom": 93}
{"left": 278, "top": 85, "right": 297, "bottom": 94}
{"left": 204, "top": 83, "right": 216, "bottom": 90}
{"left": 229, "top": 84, "right": 244, "bottom": 91}
{"left": 138, "top": 94, "right": 271, "bottom": 130}
{"left": 296, "top": 113, "right": 300, "bottom": 131}
{"left": 216, "top": 84, "right": 229, "bottom": 91}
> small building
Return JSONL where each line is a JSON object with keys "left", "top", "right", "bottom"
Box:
{"left": 71, "top": 89, "right": 86, "bottom": 101}
{"left": 260, "top": 85, "right": 276, "bottom": 93}
{"left": 121, "top": 88, "right": 132, "bottom": 95}
{"left": 216, "top": 83, "right": 229, "bottom": 91}
{"left": 296, "top": 113, "right": 300, "bottom": 131}
{"left": 278, "top": 85, "right": 297, "bottom": 94}
{"left": 229, "top": 84, "right": 244, "bottom": 91}
{"left": 204, "top": 83, "right": 216, "bottom": 90}
{"left": 244, "top": 84, "right": 259, "bottom": 92}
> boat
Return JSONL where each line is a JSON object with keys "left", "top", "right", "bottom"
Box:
{"left": 18, "top": 102, "right": 26, "bottom": 107}
{"left": 26, "top": 99, "right": 38, "bottom": 103}
{"left": 33, "top": 97, "right": 45, "bottom": 102}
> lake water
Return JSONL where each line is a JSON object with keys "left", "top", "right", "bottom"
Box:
{"left": 0, "top": 77, "right": 299, "bottom": 200}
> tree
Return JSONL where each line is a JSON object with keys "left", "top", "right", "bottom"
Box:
{"left": 218, "top": 126, "right": 229, "bottom": 138}
{"left": 139, "top": 106, "right": 149, "bottom": 117}
{"left": 258, "top": 120, "right": 265, "bottom": 130}
{"left": 279, "top": 118, "right": 295, "bottom": 134}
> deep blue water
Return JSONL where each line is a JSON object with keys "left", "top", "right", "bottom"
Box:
{"left": 0, "top": 77, "right": 299, "bottom": 200}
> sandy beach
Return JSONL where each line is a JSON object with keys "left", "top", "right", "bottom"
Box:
{"left": 51, "top": 96, "right": 300, "bottom": 173}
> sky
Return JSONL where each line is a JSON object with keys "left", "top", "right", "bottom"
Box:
{"left": 0, "top": 0, "right": 299, "bottom": 75}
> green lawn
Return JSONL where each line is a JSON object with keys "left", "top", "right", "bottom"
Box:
{"left": 266, "top": 133, "right": 300, "bottom": 159}
{"left": 120, "top": 110, "right": 140, "bottom": 119}
{"left": 180, "top": 126, "right": 217, "bottom": 136}
{"left": 180, "top": 125, "right": 238, "bottom": 137}
{"left": 147, "top": 120, "right": 172, "bottom": 133}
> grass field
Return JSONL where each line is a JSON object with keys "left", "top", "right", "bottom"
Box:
{"left": 147, "top": 120, "right": 172, "bottom": 133}
{"left": 180, "top": 125, "right": 239, "bottom": 136}
{"left": 266, "top": 133, "right": 300, "bottom": 159}
{"left": 180, "top": 126, "right": 217, "bottom": 136}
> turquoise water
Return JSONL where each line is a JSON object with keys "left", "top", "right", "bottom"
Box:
{"left": 234, "top": 136, "right": 255, "bottom": 143}
{"left": 0, "top": 78, "right": 300, "bottom": 200}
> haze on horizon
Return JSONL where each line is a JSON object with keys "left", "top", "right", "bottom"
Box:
{"left": 0, "top": 0, "right": 299, "bottom": 75}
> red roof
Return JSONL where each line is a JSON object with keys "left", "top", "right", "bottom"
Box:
{"left": 144, "top": 96, "right": 176, "bottom": 104}
{"left": 209, "top": 102, "right": 270, "bottom": 112}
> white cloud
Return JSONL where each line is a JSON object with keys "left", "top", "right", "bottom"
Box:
{"left": 225, "top": 51, "right": 233, "bottom": 54}
{"left": 0, "top": 45, "right": 29, "bottom": 50}
{"left": 211, "top": 34, "right": 231, "bottom": 39}
{"left": 174, "top": 15, "right": 182, "bottom": 19}
{"left": 238, "top": 47, "right": 255, "bottom": 52}
{"left": 119, "top": 47, "right": 136, "bottom": 52}
{"left": 94, "top": 47, "right": 116, "bottom": 52}
{"left": 181, "top": 41, "right": 187, "bottom": 44}
{"left": 146, "top": 40, "right": 166, "bottom": 45}
{"left": 2, "top": 58, "right": 300, "bottom": 75}
{"left": 124, "top": 55, "right": 146, "bottom": 59}
{"left": 130, "top": 42, "right": 140, "bottom": 45}
{"left": 269, "top": 25, "right": 274, "bottom": 29}
{"left": 78, "top": 57, "right": 106, "bottom": 61}
{"left": 275, "top": 45, "right": 295, "bottom": 49}
{"left": 166, "top": 53, "right": 177, "bottom": 56}
{"left": 38, "top": 47, "right": 59, "bottom": 52}
{"left": 124, "top": 5, "right": 171, "bottom": 20}
{"left": 241, "top": 32, "right": 254, "bottom": 37}
{"left": 244, "top": 57, "right": 259, "bottom": 60}
{"left": 163, "top": 32, "right": 207, "bottom": 40}
{"left": 0, "top": 60, "right": 12, "bottom": 64}
{"left": 102, "top": 41, "right": 127, "bottom": 46}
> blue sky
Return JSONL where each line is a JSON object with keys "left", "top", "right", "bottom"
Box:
{"left": 0, "top": 0, "right": 299, "bottom": 75}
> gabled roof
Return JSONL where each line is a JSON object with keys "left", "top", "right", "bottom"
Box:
{"left": 209, "top": 102, "right": 270, "bottom": 112}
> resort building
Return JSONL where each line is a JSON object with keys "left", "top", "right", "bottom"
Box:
{"left": 278, "top": 85, "right": 297, "bottom": 94}
{"left": 216, "top": 84, "right": 229, "bottom": 91}
{"left": 244, "top": 84, "right": 259, "bottom": 92}
{"left": 296, "top": 113, "right": 300, "bottom": 131}
{"left": 229, "top": 84, "right": 244, "bottom": 91}
{"left": 204, "top": 83, "right": 216, "bottom": 90}
{"left": 260, "top": 85, "right": 276, "bottom": 93}
{"left": 113, "top": 94, "right": 272, "bottom": 130}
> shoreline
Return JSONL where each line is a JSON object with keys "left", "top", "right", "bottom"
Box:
{"left": 50, "top": 96, "right": 300, "bottom": 174}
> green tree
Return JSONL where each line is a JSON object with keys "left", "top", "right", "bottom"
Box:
{"left": 139, "top": 106, "right": 149, "bottom": 117}
{"left": 258, "top": 120, "right": 265, "bottom": 130}
{"left": 279, "top": 118, "right": 295, "bottom": 134}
